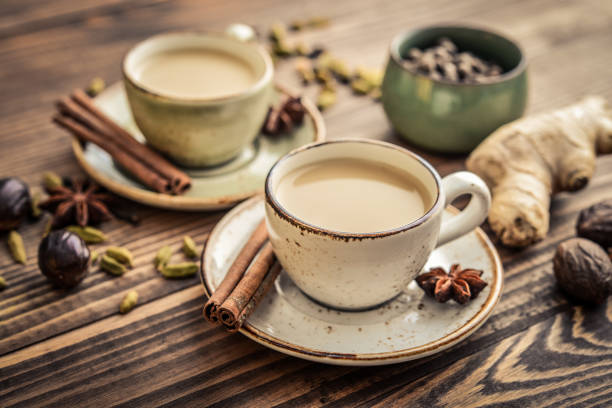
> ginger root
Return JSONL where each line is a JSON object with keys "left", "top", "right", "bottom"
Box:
{"left": 466, "top": 96, "right": 612, "bottom": 247}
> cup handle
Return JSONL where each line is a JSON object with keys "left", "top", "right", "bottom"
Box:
{"left": 225, "top": 23, "right": 257, "bottom": 42}
{"left": 436, "top": 171, "right": 491, "bottom": 247}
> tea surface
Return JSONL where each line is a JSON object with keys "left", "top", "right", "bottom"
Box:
{"left": 135, "top": 48, "right": 257, "bottom": 99}
{"left": 275, "top": 158, "right": 433, "bottom": 233}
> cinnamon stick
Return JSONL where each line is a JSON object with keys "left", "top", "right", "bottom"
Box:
{"left": 218, "top": 242, "right": 277, "bottom": 330}
{"left": 70, "top": 89, "right": 191, "bottom": 194}
{"left": 233, "top": 262, "right": 282, "bottom": 331}
{"left": 203, "top": 220, "right": 268, "bottom": 323}
{"left": 53, "top": 114, "right": 172, "bottom": 194}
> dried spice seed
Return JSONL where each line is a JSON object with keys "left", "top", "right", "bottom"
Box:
{"left": 154, "top": 245, "right": 172, "bottom": 271}
{"left": 289, "top": 20, "right": 306, "bottom": 31}
{"left": 100, "top": 254, "right": 127, "bottom": 276}
{"left": 307, "top": 16, "right": 330, "bottom": 28}
{"left": 307, "top": 47, "right": 325, "bottom": 59}
{"left": 329, "top": 58, "right": 352, "bottom": 83}
{"left": 40, "top": 178, "right": 113, "bottom": 228}
{"left": 295, "top": 42, "right": 312, "bottom": 57}
{"left": 182, "top": 236, "right": 198, "bottom": 259}
{"left": 119, "top": 290, "right": 138, "bottom": 314}
{"left": 438, "top": 37, "right": 457, "bottom": 53}
{"left": 262, "top": 96, "right": 306, "bottom": 136}
{"left": 30, "top": 191, "right": 43, "bottom": 219}
{"left": 295, "top": 58, "right": 316, "bottom": 84}
{"left": 315, "top": 69, "right": 336, "bottom": 90}
{"left": 106, "top": 246, "right": 133, "bottom": 267}
{"left": 65, "top": 225, "right": 107, "bottom": 244}
{"left": 91, "top": 249, "right": 99, "bottom": 265}
{"left": 316, "top": 89, "right": 337, "bottom": 110}
{"left": 160, "top": 262, "right": 198, "bottom": 279}
{"left": 369, "top": 87, "right": 382, "bottom": 101}
{"left": 0, "top": 177, "right": 31, "bottom": 231}
{"left": 406, "top": 48, "right": 422, "bottom": 61}
{"left": 354, "top": 67, "right": 383, "bottom": 88}
{"left": 416, "top": 264, "right": 487, "bottom": 304}
{"left": 269, "top": 23, "right": 287, "bottom": 42}
{"left": 86, "top": 77, "right": 106, "bottom": 97}
{"left": 576, "top": 199, "right": 612, "bottom": 248}
{"left": 42, "top": 218, "right": 53, "bottom": 237}
{"left": 38, "top": 230, "right": 90, "bottom": 288}
{"left": 8, "top": 230, "right": 26, "bottom": 264}
{"left": 271, "top": 39, "right": 294, "bottom": 57}
{"left": 401, "top": 38, "right": 503, "bottom": 83}
{"left": 553, "top": 238, "right": 612, "bottom": 304}
{"left": 350, "top": 78, "right": 373, "bottom": 95}
{"left": 42, "top": 171, "right": 63, "bottom": 191}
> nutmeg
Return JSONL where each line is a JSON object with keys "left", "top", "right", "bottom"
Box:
{"left": 38, "top": 230, "right": 90, "bottom": 288}
{"left": 0, "top": 178, "right": 31, "bottom": 231}
{"left": 576, "top": 199, "right": 612, "bottom": 248}
{"left": 553, "top": 238, "right": 612, "bottom": 304}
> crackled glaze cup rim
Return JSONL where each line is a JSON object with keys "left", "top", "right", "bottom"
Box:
{"left": 122, "top": 31, "right": 274, "bottom": 104}
{"left": 389, "top": 24, "right": 527, "bottom": 87}
{"left": 264, "top": 138, "right": 444, "bottom": 239}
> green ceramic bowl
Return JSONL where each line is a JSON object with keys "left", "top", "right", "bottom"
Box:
{"left": 381, "top": 25, "right": 528, "bottom": 153}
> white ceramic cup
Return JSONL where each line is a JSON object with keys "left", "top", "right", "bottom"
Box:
{"left": 264, "top": 139, "right": 491, "bottom": 310}
{"left": 122, "top": 31, "right": 274, "bottom": 167}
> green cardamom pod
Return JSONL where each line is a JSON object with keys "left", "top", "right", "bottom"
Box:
{"left": 369, "top": 87, "right": 382, "bottom": 101}
{"left": 350, "top": 78, "right": 373, "bottom": 95}
{"left": 30, "top": 191, "right": 42, "bottom": 219}
{"left": 317, "top": 89, "right": 337, "bottom": 111}
{"left": 315, "top": 67, "right": 333, "bottom": 85}
{"left": 100, "top": 254, "right": 127, "bottom": 276}
{"left": 106, "top": 246, "right": 133, "bottom": 267}
{"left": 269, "top": 22, "right": 287, "bottom": 43}
{"left": 307, "top": 16, "right": 330, "bottom": 28}
{"left": 154, "top": 245, "right": 172, "bottom": 271}
{"left": 66, "top": 225, "right": 107, "bottom": 244}
{"left": 354, "top": 67, "right": 383, "bottom": 88}
{"left": 295, "top": 42, "right": 312, "bottom": 57}
{"left": 42, "top": 218, "right": 53, "bottom": 238}
{"left": 329, "top": 59, "right": 351, "bottom": 83}
{"left": 289, "top": 19, "right": 305, "bottom": 31}
{"left": 272, "top": 39, "right": 294, "bottom": 57}
{"left": 90, "top": 250, "right": 99, "bottom": 265}
{"left": 182, "top": 236, "right": 198, "bottom": 259}
{"left": 295, "top": 58, "right": 315, "bottom": 84}
{"left": 0, "top": 276, "right": 7, "bottom": 290}
{"left": 91, "top": 249, "right": 100, "bottom": 265}
{"left": 8, "top": 230, "right": 26, "bottom": 264}
{"left": 119, "top": 290, "right": 138, "bottom": 314}
{"left": 87, "top": 77, "right": 106, "bottom": 97}
{"left": 160, "top": 262, "right": 198, "bottom": 279}
{"left": 42, "top": 171, "right": 63, "bottom": 190}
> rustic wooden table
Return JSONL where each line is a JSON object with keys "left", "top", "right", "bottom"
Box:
{"left": 1, "top": 1, "right": 611, "bottom": 407}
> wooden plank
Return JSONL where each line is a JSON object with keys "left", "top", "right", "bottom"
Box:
{"left": 1, "top": 0, "right": 612, "bottom": 406}
{"left": 363, "top": 304, "right": 612, "bottom": 408}
{"left": 0, "top": 1, "right": 171, "bottom": 38}
{"left": 1, "top": 157, "right": 610, "bottom": 406}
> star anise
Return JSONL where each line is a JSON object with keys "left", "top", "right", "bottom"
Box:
{"left": 40, "top": 178, "right": 113, "bottom": 228}
{"left": 415, "top": 264, "right": 487, "bottom": 304}
{"left": 262, "top": 96, "right": 306, "bottom": 136}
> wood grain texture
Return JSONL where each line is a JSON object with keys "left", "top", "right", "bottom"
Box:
{"left": 1, "top": 0, "right": 612, "bottom": 406}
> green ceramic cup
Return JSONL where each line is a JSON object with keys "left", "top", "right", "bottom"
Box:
{"left": 123, "top": 32, "right": 274, "bottom": 167}
{"left": 381, "top": 25, "right": 528, "bottom": 153}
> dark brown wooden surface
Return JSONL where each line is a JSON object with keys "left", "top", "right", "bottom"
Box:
{"left": 1, "top": 1, "right": 611, "bottom": 406}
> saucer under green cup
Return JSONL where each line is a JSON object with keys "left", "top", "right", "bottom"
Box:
{"left": 381, "top": 25, "right": 528, "bottom": 153}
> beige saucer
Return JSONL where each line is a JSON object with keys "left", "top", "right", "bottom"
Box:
{"left": 201, "top": 196, "right": 504, "bottom": 366}
{"left": 71, "top": 82, "right": 325, "bottom": 211}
